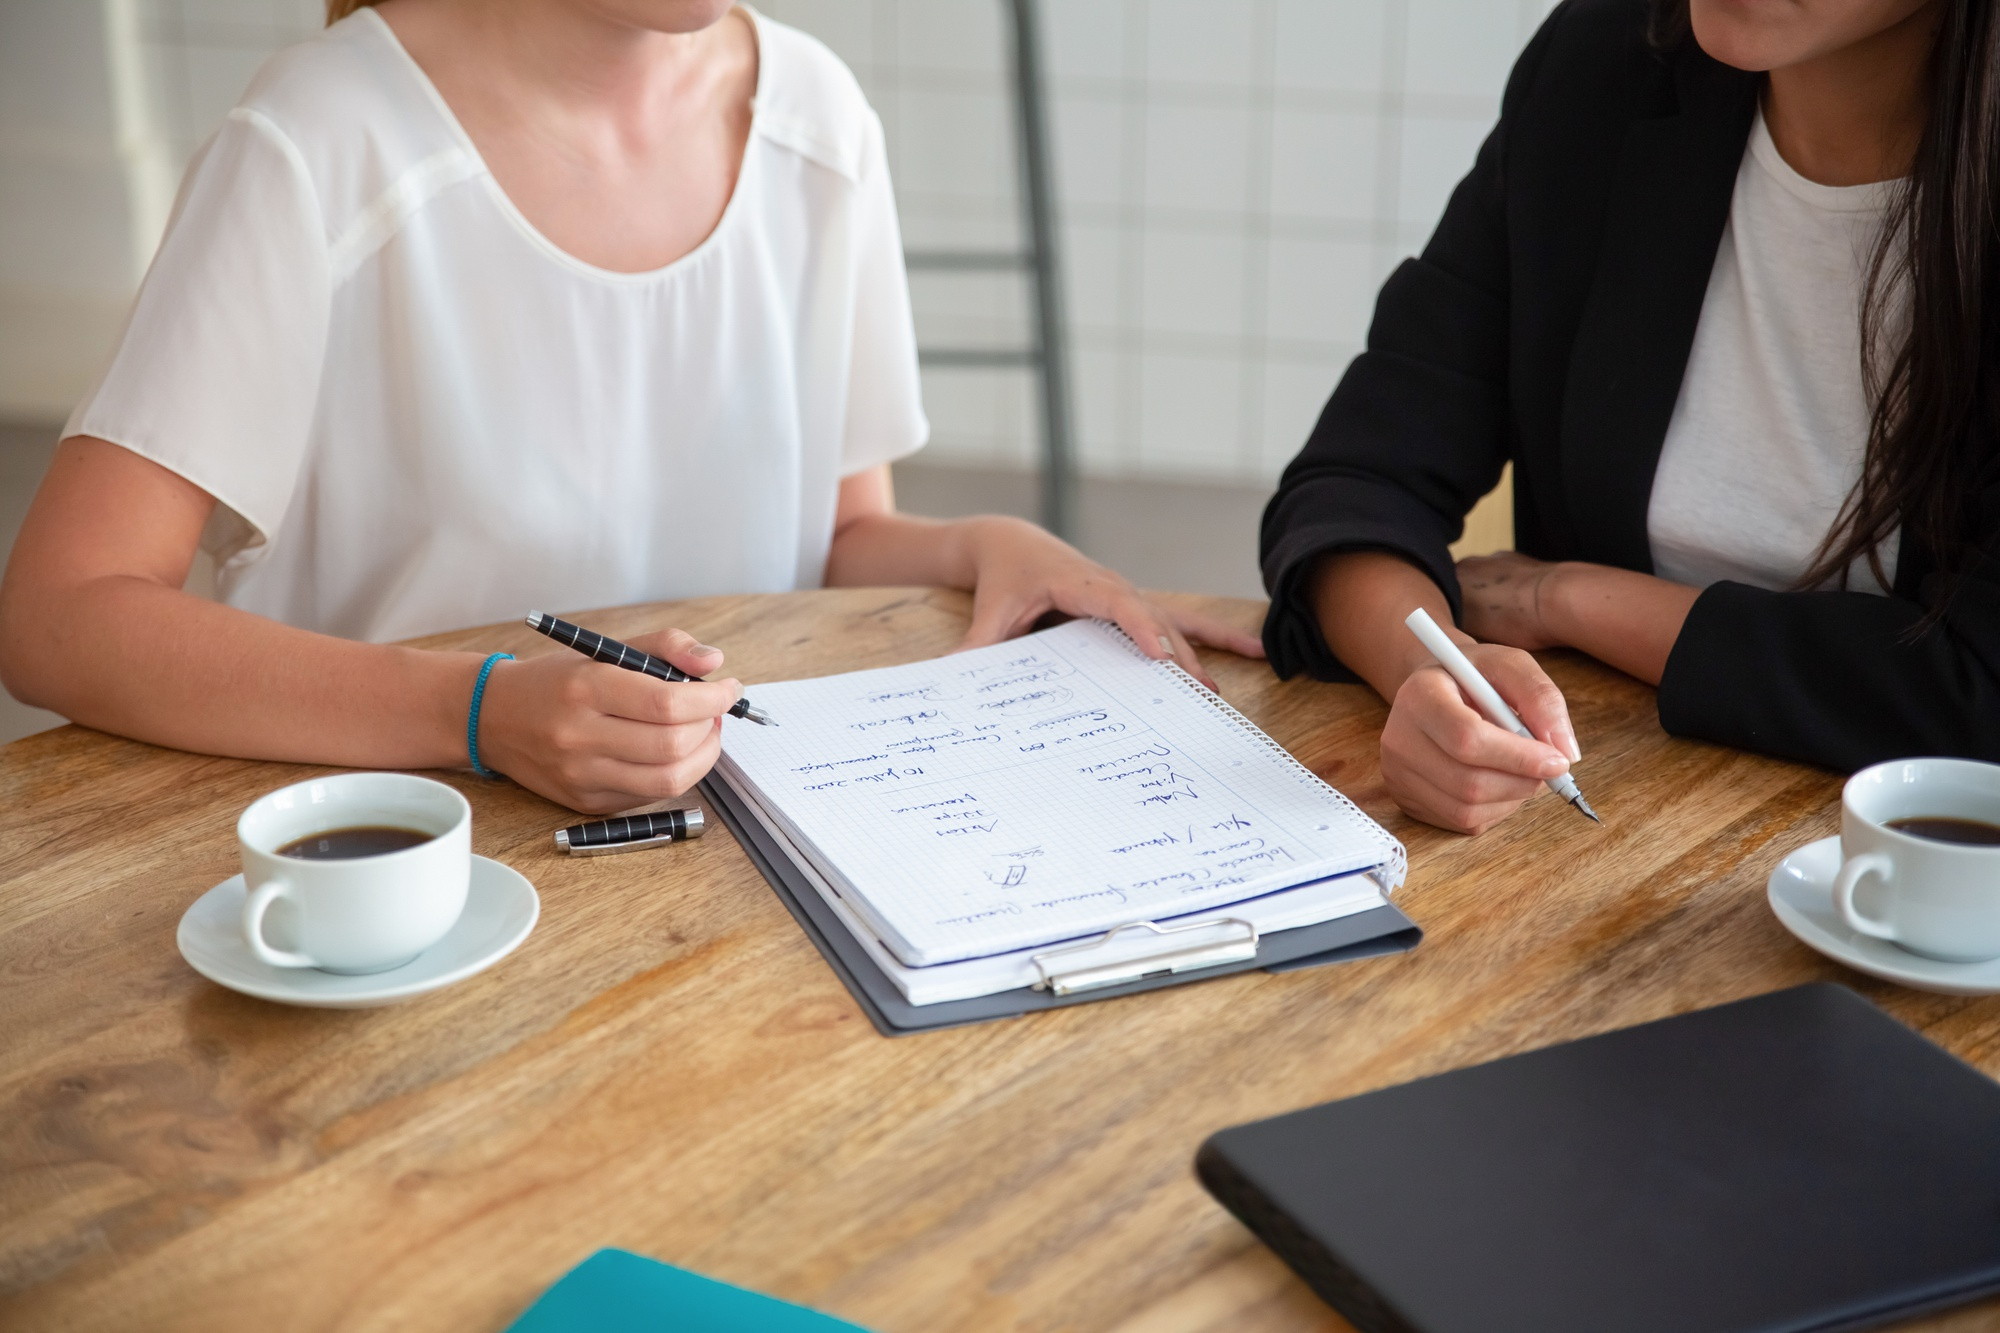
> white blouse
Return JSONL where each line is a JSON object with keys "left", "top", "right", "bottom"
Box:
{"left": 64, "top": 6, "right": 928, "bottom": 643}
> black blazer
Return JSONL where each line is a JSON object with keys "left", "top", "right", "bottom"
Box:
{"left": 1260, "top": 0, "right": 2000, "bottom": 773}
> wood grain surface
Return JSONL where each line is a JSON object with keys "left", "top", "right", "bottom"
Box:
{"left": 4, "top": 587, "right": 2000, "bottom": 1333}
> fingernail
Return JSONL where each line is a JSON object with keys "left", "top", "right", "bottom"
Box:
{"left": 1157, "top": 634, "right": 1175, "bottom": 657}
{"left": 1560, "top": 729, "right": 1581, "bottom": 762}
{"left": 693, "top": 643, "right": 722, "bottom": 656}
{"left": 1540, "top": 755, "right": 1570, "bottom": 779}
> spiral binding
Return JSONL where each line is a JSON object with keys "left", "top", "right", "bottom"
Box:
{"left": 1091, "top": 621, "right": 1408, "bottom": 891}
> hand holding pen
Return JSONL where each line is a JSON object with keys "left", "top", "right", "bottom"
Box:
{"left": 526, "top": 613, "right": 771, "bottom": 724}
{"left": 471, "top": 622, "right": 746, "bottom": 814}
{"left": 1405, "top": 609, "right": 1598, "bottom": 823}
{"left": 1378, "top": 607, "right": 1594, "bottom": 835}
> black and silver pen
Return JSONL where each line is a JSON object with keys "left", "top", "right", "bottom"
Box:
{"left": 525, "top": 611, "right": 774, "bottom": 725}
{"left": 555, "top": 806, "right": 706, "bottom": 856}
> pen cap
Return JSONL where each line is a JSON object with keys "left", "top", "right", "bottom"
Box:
{"left": 555, "top": 806, "right": 705, "bottom": 855}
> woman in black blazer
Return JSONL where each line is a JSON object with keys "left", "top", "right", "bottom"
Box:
{"left": 1262, "top": 0, "right": 1999, "bottom": 832}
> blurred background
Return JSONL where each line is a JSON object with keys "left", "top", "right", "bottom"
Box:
{"left": 0, "top": 0, "right": 1551, "bottom": 742}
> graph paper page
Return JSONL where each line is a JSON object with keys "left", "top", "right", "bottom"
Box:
{"left": 718, "top": 620, "right": 1403, "bottom": 967}
{"left": 712, "top": 761, "right": 1389, "bottom": 1004}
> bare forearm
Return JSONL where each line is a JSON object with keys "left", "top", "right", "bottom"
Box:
{"left": 1542, "top": 563, "right": 1699, "bottom": 685}
{"left": 824, "top": 511, "right": 1021, "bottom": 590}
{"left": 823, "top": 489, "right": 1264, "bottom": 680}
{"left": 1311, "top": 550, "right": 1462, "bottom": 702}
{"left": 1, "top": 575, "right": 479, "bottom": 768}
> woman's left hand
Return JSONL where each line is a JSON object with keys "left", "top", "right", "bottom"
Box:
{"left": 1457, "top": 551, "right": 1566, "bottom": 651}
{"left": 958, "top": 516, "right": 1264, "bottom": 689}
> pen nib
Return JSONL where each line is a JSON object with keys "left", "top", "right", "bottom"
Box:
{"left": 740, "top": 702, "right": 775, "bottom": 726}
{"left": 1571, "top": 794, "right": 1602, "bottom": 824}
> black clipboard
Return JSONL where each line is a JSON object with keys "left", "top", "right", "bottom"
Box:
{"left": 700, "top": 776, "right": 1422, "bottom": 1037}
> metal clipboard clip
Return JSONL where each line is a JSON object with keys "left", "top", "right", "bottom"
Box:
{"left": 1029, "top": 917, "right": 1260, "bottom": 996}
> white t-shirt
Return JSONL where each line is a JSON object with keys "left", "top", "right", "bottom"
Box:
{"left": 1648, "top": 108, "right": 1898, "bottom": 595}
{"left": 64, "top": 6, "right": 928, "bottom": 643}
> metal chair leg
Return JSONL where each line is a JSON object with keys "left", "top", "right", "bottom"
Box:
{"left": 1007, "top": 0, "right": 1076, "bottom": 541}
{"left": 905, "top": 0, "right": 1078, "bottom": 541}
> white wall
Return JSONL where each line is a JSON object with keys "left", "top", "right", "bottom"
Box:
{"left": 0, "top": 0, "right": 323, "bottom": 419}
{"left": 1, "top": 0, "right": 1555, "bottom": 486}
{"left": 755, "top": 0, "right": 1559, "bottom": 484}
{"left": 0, "top": 3, "right": 136, "bottom": 419}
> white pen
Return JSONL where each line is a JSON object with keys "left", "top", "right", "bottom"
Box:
{"left": 1404, "top": 607, "right": 1601, "bottom": 824}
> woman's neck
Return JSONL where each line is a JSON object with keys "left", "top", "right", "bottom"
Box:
{"left": 1762, "top": 3, "right": 1939, "bottom": 187}
{"left": 374, "top": 0, "right": 756, "bottom": 273}
{"left": 381, "top": 0, "right": 737, "bottom": 132}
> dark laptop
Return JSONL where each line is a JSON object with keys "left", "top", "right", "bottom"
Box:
{"left": 1197, "top": 984, "right": 2000, "bottom": 1333}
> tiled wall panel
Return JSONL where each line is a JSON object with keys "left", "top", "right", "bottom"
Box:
{"left": 758, "top": 0, "right": 1560, "bottom": 482}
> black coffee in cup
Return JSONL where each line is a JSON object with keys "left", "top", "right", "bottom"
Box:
{"left": 276, "top": 825, "right": 434, "bottom": 860}
{"left": 1885, "top": 817, "right": 2000, "bottom": 847}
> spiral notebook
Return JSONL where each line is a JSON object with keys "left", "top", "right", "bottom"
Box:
{"left": 715, "top": 620, "right": 1408, "bottom": 1005}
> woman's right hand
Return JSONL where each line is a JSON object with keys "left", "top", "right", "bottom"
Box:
{"left": 1312, "top": 551, "right": 1583, "bottom": 836}
{"left": 474, "top": 627, "right": 742, "bottom": 813}
{"left": 1379, "top": 642, "right": 1579, "bottom": 835}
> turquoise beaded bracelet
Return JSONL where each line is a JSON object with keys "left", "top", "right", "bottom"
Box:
{"left": 467, "top": 652, "right": 514, "bottom": 779}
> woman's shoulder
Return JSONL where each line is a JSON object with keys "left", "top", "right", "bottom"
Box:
{"left": 1507, "top": 0, "right": 1735, "bottom": 123}
{"left": 1488, "top": 0, "right": 1754, "bottom": 224}
{"left": 748, "top": 9, "right": 878, "bottom": 183}
{"left": 1532, "top": 0, "right": 1656, "bottom": 54}
{"left": 220, "top": 12, "right": 469, "bottom": 223}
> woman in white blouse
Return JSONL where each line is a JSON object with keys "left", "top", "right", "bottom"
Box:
{"left": 0, "top": 0, "right": 1258, "bottom": 813}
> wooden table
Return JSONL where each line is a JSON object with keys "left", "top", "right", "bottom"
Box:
{"left": 5, "top": 587, "right": 2000, "bottom": 1333}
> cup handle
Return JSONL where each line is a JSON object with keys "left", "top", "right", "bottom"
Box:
{"left": 1834, "top": 852, "right": 1898, "bottom": 941}
{"left": 243, "top": 878, "right": 318, "bottom": 968}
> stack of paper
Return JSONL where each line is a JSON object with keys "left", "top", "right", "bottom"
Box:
{"left": 716, "top": 619, "right": 1404, "bottom": 1004}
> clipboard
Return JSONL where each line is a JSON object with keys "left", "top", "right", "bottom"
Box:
{"left": 700, "top": 776, "right": 1423, "bottom": 1036}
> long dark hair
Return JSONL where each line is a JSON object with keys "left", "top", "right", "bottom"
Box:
{"left": 1652, "top": 0, "right": 2000, "bottom": 604}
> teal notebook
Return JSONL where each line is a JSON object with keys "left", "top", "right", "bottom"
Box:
{"left": 507, "top": 1249, "right": 871, "bottom": 1333}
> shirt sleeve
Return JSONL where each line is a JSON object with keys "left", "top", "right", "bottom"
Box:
{"left": 837, "top": 108, "right": 929, "bottom": 477}
{"left": 63, "top": 107, "right": 330, "bottom": 568}
{"left": 1658, "top": 495, "right": 2000, "bottom": 771}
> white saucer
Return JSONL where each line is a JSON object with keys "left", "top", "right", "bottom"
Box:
{"left": 177, "top": 854, "right": 539, "bottom": 1008}
{"left": 1767, "top": 835, "right": 2000, "bottom": 996}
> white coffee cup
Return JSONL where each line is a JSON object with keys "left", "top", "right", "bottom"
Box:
{"left": 1834, "top": 758, "right": 2000, "bottom": 963}
{"left": 238, "top": 773, "right": 471, "bottom": 974}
